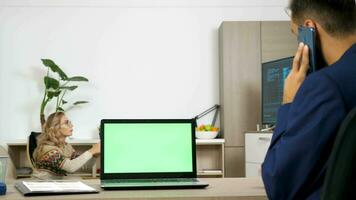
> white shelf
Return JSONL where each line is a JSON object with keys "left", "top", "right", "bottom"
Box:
{"left": 7, "top": 139, "right": 100, "bottom": 146}
{"left": 196, "top": 139, "right": 225, "bottom": 145}
{"left": 6, "top": 140, "right": 27, "bottom": 146}
{"left": 197, "top": 170, "right": 223, "bottom": 176}
{"left": 67, "top": 139, "right": 99, "bottom": 145}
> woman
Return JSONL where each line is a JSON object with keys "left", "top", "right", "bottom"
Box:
{"left": 32, "top": 112, "right": 100, "bottom": 179}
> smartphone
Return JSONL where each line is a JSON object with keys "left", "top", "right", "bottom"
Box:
{"left": 297, "top": 26, "right": 317, "bottom": 74}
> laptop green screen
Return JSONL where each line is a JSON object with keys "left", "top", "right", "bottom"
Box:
{"left": 104, "top": 123, "right": 193, "bottom": 173}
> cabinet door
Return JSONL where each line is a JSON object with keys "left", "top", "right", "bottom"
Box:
{"left": 245, "top": 162, "right": 262, "bottom": 177}
{"left": 225, "top": 147, "right": 245, "bottom": 177}
{"left": 245, "top": 133, "right": 272, "bottom": 163}
{"left": 261, "top": 21, "right": 296, "bottom": 62}
{"left": 219, "top": 21, "right": 262, "bottom": 147}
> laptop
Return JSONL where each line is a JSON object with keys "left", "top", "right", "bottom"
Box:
{"left": 100, "top": 119, "right": 209, "bottom": 190}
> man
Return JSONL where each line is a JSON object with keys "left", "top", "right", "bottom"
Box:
{"left": 262, "top": 0, "right": 356, "bottom": 199}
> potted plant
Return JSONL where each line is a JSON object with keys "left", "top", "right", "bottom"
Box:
{"left": 40, "top": 59, "right": 89, "bottom": 127}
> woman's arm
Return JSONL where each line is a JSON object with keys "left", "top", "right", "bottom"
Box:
{"left": 61, "top": 151, "right": 93, "bottom": 173}
{"left": 61, "top": 143, "right": 100, "bottom": 173}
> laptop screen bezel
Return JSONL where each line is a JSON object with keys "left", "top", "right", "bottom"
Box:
{"left": 100, "top": 119, "right": 197, "bottom": 180}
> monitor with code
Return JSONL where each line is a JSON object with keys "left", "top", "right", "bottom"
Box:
{"left": 262, "top": 57, "right": 293, "bottom": 125}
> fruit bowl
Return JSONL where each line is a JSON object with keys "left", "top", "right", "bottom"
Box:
{"left": 196, "top": 131, "right": 219, "bottom": 139}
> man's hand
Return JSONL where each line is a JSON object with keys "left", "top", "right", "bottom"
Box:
{"left": 283, "top": 43, "right": 310, "bottom": 104}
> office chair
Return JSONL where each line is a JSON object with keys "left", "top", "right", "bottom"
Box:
{"left": 321, "top": 107, "right": 356, "bottom": 200}
{"left": 26, "top": 132, "right": 41, "bottom": 169}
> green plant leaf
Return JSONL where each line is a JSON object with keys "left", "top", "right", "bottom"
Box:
{"left": 41, "top": 59, "right": 68, "bottom": 80}
{"left": 59, "top": 86, "right": 78, "bottom": 91}
{"left": 67, "top": 76, "right": 89, "bottom": 82}
{"left": 47, "top": 92, "right": 54, "bottom": 99}
{"left": 44, "top": 76, "right": 59, "bottom": 89}
{"left": 73, "top": 101, "right": 89, "bottom": 105}
{"left": 62, "top": 100, "right": 68, "bottom": 104}
{"left": 47, "top": 90, "right": 61, "bottom": 98}
{"left": 54, "top": 91, "right": 61, "bottom": 97}
{"left": 57, "top": 107, "right": 64, "bottom": 112}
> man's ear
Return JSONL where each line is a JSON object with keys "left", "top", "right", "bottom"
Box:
{"left": 290, "top": 20, "right": 298, "bottom": 36}
{"left": 303, "top": 19, "right": 317, "bottom": 29}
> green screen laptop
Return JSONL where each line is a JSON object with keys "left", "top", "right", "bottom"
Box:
{"left": 100, "top": 119, "right": 209, "bottom": 189}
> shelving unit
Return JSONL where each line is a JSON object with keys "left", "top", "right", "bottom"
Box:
{"left": 7, "top": 139, "right": 99, "bottom": 178}
{"left": 6, "top": 138, "right": 225, "bottom": 179}
{"left": 196, "top": 139, "right": 225, "bottom": 177}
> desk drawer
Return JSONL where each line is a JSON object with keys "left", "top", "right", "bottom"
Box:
{"left": 245, "top": 133, "right": 272, "bottom": 163}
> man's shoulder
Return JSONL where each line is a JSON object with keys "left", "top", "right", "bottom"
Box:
{"left": 292, "top": 71, "right": 343, "bottom": 108}
{"left": 317, "top": 49, "right": 356, "bottom": 84}
{"left": 319, "top": 53, "right": 356, "bottom": 109}
{"left": 302, "top": 55, "right": 356, "bottom": 90}
{"left": 295, "top": 54, "right": 356, "bottom": 110}
{"left": 299, "top": 71, "right": 336, "bottom": 92}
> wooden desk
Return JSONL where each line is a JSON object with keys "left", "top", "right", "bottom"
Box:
{"left": 2, "top": 178, "right": 267, "bottom": 200}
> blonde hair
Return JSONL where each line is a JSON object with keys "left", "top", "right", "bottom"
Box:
{"left": 33, "top": 112, "right": 66, "bottom": 161}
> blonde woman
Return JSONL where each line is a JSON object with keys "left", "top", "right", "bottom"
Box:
{"left": 32, "top": 112, "right": 100, "bottom": 179}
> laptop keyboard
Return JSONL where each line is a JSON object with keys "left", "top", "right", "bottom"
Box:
{"left": 105, "top": 178, "right": 199, "bottom": 183}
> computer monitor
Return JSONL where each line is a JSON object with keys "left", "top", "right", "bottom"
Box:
{"left": 262, "top": 57, "right": 293, "bottom": 125}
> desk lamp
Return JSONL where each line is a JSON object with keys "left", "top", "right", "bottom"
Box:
{"left": 194, "top": 104, "right": 220, "bottom": 127}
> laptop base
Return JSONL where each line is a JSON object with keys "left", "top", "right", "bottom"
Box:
{"left": 101, "top": 178, "right": 209, "bottom": 190}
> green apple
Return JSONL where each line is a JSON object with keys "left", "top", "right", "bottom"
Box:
{"left": 205, "top": 124, "right": 212, "bottom": 131}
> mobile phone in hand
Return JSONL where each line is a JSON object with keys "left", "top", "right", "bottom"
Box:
{"left": 297, "top": 26, "right": 318, "bottom": 74}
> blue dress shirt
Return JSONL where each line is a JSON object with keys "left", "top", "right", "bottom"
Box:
{"left": 262, "top": 43, "right": 356, "bottom": 200}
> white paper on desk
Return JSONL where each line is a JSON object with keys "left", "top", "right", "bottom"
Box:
{"left": 22, "top": 181, "right": 96, "bottom": 192}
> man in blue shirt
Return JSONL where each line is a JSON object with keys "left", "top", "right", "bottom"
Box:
{"left": 262, "top": 0, "right": 356, "bottom": 199}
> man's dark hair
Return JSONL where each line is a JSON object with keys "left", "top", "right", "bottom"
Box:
{"left": 289, "top": 0, "right": 356, "bottom": 37}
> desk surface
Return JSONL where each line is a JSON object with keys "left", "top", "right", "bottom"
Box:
{"left": 3, "top": 178, "right": 267, "bottom": 200}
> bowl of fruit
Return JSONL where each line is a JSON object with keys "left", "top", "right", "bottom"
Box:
{"left": 195, "top": 124, "right": 220, "bottom": 139}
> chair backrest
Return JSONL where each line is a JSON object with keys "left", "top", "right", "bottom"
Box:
{"left": 321, "top": 107, "right": 356, "bottom": 200}
{"left": 26, "top": 132, "right": 41, "bottom": 169}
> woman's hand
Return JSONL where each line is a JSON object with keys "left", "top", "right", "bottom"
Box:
{"left": 283, "top": 43, "right": 310, "bottom": 104}
{"left": 89, "top": 143, "right": 101, "bottom": 156}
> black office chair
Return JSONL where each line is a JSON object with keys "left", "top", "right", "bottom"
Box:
{"left": 26, "top": 132, "right": 41, "bottom": 169}
{"left": 321, "top": 107, "right": 356, "bottom": 200}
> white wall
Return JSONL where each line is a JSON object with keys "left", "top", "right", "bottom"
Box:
{"left": 0, "top": 0, "right": 289, "bottom": 142}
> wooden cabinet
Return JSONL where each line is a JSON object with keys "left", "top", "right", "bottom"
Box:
{"left": 261, "top": 21, "right": 297, "bottom": 62}
{"left": 6, "top": 138, "right": 225, "bottom": 179}
{"left": 219, "top": 21, "right": 262, "bottom": 148}
{"left": 245, "top": 132, "right": 272, "bottom": 177}
{"left": 219, "top": 21, "right": 295, "bottom": 177}
{"left": 196, "top": 139, "right": 225, "bottom": 177}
